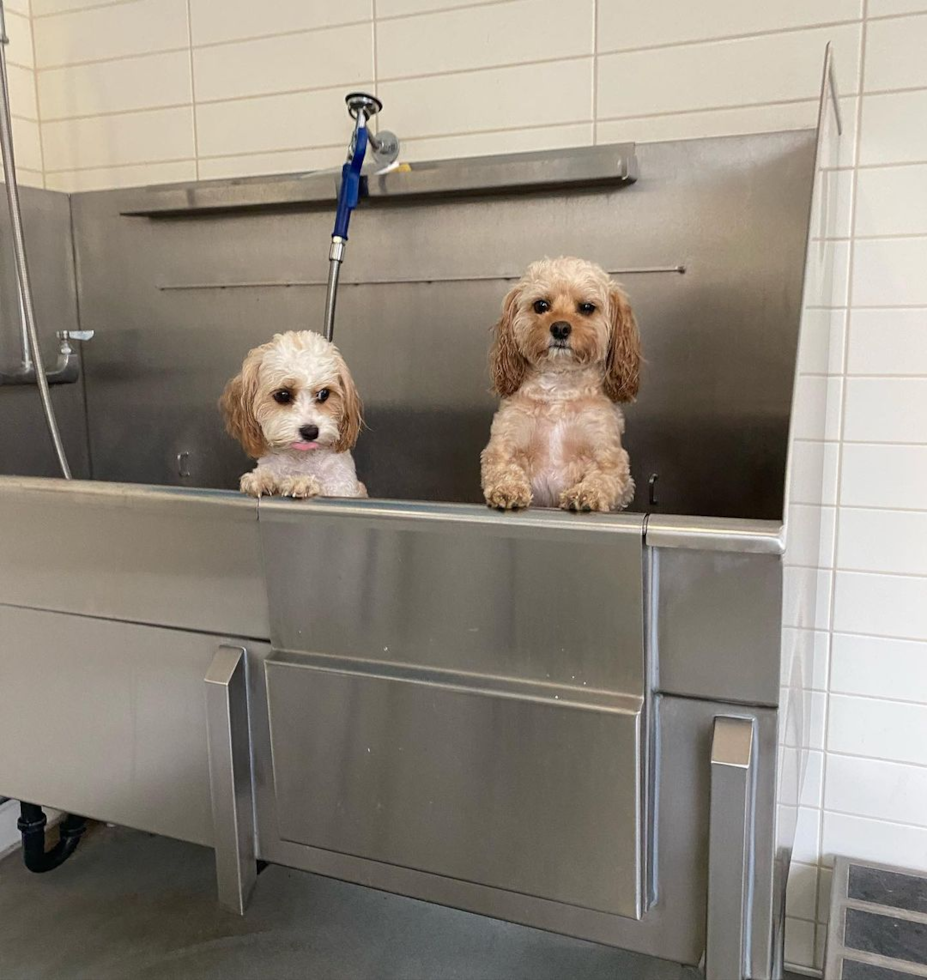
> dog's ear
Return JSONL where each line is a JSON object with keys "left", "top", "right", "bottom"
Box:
{"left": 603, "top": 283, "right": 642, "bottom": 403}
{"left": 489, "top": 283, "right": 527, "bottom": 397}
{"left": 334, "top": 359, "right": 364, "bottom": 453}
{"left": 219, "top": 349, "right": 267, "bottom": 458}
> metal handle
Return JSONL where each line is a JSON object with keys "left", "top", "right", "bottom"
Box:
{"left": 56, "top": 330, "right": 94, "bottom": 342}
{"left": 706, "top": 715, "right": 757, "bottom": 980}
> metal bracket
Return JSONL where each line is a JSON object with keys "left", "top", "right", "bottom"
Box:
{"left": 204, "top": 644, "right": 256, "bottom": 914}
{"left": 706, "top": 715, "right": 757, "bottom": 980}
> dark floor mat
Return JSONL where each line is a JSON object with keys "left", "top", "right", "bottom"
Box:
{"left": 826, "top": 857, "right": 927, "bottom": 979}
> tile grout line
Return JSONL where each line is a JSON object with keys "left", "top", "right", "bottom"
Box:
{"left": 815, "top": 0, "right": 869, "bottom": 933}
{"left": 371, "top": 0, "right": 378, "bottom": 108}
{"left": 25, "top": 0, "right": 46, "bottom": 186}
{"left": 184, "top": 0, "right": 198, "bottom": 179}
{"left": 834, "top": 626, "right": 927, "bottom": 643}
{"left": 31, "top": 0, "right": 144, "bottom": 19}
{"left": 595, "top": 17, "right": 864, "bottom": 58}
{"left": 46, "top": 89, "right": 815, "bottom": 124}
{"left": 591, "top": 0, "right": 597, "bottom": 145}
{"left": 820, "top": 802, "right": 927, "bottom": 832}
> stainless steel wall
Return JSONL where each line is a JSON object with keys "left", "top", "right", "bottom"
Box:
{"left": 0, "top": 187, "right": 89, "bottom": 478}
{"left": 67, "top": 132, "right": 816, "bottom": 520}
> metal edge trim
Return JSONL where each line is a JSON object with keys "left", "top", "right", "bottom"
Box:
{"left": 266, "top": 649, "right": 644, "bottom": 716}
{"left": 258, "top": 494, "right": 648, "bottom": 535}
{"left": 0, "top": 475, "right": 258, "bottom": 519}
{"left": 644, "top": 515, "right": 785, "bottom": 555}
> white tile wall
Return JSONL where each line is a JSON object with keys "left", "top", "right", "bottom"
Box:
{"left": 844, "top": 377, "right": 927, "bottom": 441}
{"left": 848, "top": 309, "right": 927, "bottom": 373}
{"left": 859, "top": 90, "right": 927, "bottom": 163}
{"left": 831, "top": 633, "right": 927, "bottom": 702}
{"left": 0, "top": 9, "right": 43, "bottom": 187}
{"left": 825, "top": 754, "right": 927, "bottom": 826}
{"left": 377, "top": 0, "right": 593, "bottom": 80}
{"left": 32, "top": 0, "right": 189, "bottom": 68}
{"left": 841, "top": 443, "right": 927, "bottom": 508}
{"left": 598, "top": 0, "right": 862, "bottom": 52}
{"left": 834, "top": 571, "right": 927, "bottom": 638}
{"left": 11, "top": 0, "right": 927, "bottom": 973}
{"left": 823, "top": 812, "right": 927, "bottom": 869}
{"left": 864, "top": 13, "right": 927, "bottom": 91}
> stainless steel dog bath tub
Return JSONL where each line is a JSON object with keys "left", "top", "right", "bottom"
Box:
{"left": 0, "top": 483, "right": 786, "bottom": 975}
{"left": 0, "top": 51, "right": 844, "bottom": 980}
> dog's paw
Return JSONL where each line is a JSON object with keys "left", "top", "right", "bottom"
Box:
{"left": 240, "top": 470, "right": 278, "bottom": 497}
{"left": 278, "top": 475, "right": 322, "bottom": 499}
{"left": 560, "top": 482, "right": 614, "bottom": 513}
{"left": 484, "top": 479, "right": 533, "bottom": 511}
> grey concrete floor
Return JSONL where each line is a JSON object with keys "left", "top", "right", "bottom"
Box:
{"left": 0, "top": 823, "right": 702, "bottom": 980}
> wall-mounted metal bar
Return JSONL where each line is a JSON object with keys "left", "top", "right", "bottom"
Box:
{"left": 122, "top": 144, "right": 638, "bottom": 218}
{"left": 157, "top": 265, "right": 686, "bottom": 292}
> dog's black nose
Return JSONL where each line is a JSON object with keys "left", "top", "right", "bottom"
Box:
{"left": 299, "top": 424, "right": 319, "bottom": 441}
{"left": 550, "top": 321, "right": 572, "bottom": 340}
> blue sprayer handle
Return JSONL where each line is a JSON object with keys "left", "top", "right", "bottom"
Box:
{"left": 332, "top": 124, "right": 368, "bottom": 240}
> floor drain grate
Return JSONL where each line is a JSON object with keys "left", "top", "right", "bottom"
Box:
{"left": 825, "top": 857, "right": 927, "bottom": 979}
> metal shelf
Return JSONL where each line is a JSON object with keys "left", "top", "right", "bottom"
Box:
{"left": 121, "top": 143, "right": 638, "bottom": 218}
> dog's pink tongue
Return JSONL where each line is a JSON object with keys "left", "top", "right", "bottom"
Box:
{"left": 291, "top": 441, "right": 319, "bottom": 451}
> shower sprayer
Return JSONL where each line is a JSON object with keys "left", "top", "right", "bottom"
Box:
{"left": 323, "top": 92, "right": 400, "bottom": 343}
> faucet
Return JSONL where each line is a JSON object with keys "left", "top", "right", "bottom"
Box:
{"left": 323, "top": 92, "right": 400, "bottom": 342}
{"left": 0, "top": 328, "right": 94, "bottom": 386}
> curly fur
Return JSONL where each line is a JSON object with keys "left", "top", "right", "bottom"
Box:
{"left": 220, "top": 330, "right": 366, "bottom": 499}
{"left": 481, "top": 257, "right": 642, "bottom": 513}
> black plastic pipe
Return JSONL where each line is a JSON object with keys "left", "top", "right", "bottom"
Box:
{"left": 17, "top": 803, "right": 87, "bottom": 873}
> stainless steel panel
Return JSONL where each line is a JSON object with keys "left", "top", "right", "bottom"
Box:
{"left": 779, "top": 48, "right": 847, "bottom": 871}
{"left": 707, "top": 715, "right": 757, "bottom": 980}
{"left": 205, "top": 645, "right": 256, "bottom": 914}
{"left": 653, "top": 546, "right": 783, "bottom": 706}
{"left": 250, "top": 659, "right": 779, "bottom": 973}
{"left": 645, "top": 515, "right": 783, "bottom": 555}
{"left": 0, "top": 476, "right": 268, "bottom": 637}
{"left": 0, "top": 186, "right": 89, "bottom": 478}
{"left": 71, "top": 133, "right": 815, "bottom": 519}
{"left": 265, "top": 649, "right": 643, "bottom": 917}
{"left": 0, "top": 604, "right": 248, "bottom": 847}
{"left": 259, "top": 497, "right": 646, "bottom": 694}
{"left": 124, "top": 144, "right": 638, "bottom": 216}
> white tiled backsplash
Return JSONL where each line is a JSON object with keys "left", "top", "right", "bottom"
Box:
{"left": 7, "top": 0, "right": 927, "bottom": 972}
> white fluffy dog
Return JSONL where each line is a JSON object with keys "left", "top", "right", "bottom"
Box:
{"left": 220, "top": 330, "right": 366, "bottom": 498}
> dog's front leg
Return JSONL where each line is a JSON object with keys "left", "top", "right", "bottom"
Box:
{"left": 481, "top": 435, "right": 533, "bottom": 511}
{"left": 278, "top": 475, "right": 322, "bottom": 499}
{"left": 560, "top": 447, "right": 635, "bottom": 513}
{"left": 240, "top": 467, "right": 280, "bottom": 497}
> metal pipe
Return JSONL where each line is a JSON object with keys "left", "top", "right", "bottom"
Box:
{"left": 17, "top": 803, "right": 87, "bottom": 873}
{"left": 323, "top": 239, "right": 344, "bottom": 342}
{"left": 17, "top": 288, "right": 30, "bottom": 371}
{"left": 0, "top": 4, "right": 71, "bottom": 478}
{"left": 323, "top": 93, "right": 382, "bottom": 342}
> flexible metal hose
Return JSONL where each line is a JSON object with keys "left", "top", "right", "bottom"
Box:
{"left": 0, "top": 15, "right": 72, "bottom": 478}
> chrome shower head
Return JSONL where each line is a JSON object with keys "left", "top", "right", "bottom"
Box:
{"left": 345, "top": 92, "right": 382, "bottom": 122}
{"left": 344, "top": 92, "right": 400, "bottom": 168}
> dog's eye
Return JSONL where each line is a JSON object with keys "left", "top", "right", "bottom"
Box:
{"left": 578, "top": 302, "right": 596, "bottom": 315}
{"left": 533, "top": 299, "right": 550, "bottom": 314}
{"left": 316, "top": 388, "right": 330, "bottom": 403}
{"left": 272, "top": 389, "right": 292, "bottom": 404}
